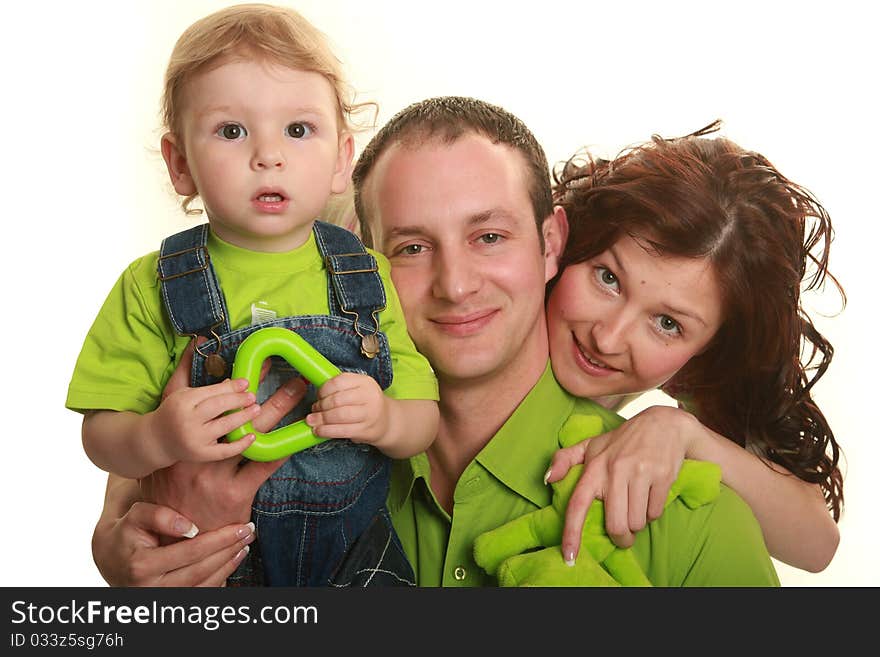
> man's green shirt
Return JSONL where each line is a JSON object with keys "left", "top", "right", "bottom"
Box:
{"left": 388, "top": 362, "right": 779, "bottom": 587}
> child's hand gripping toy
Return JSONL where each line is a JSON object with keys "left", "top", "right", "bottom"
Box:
{"left": 225, "top": 327, "right": 341, "bottom": 462}
{"left": 472, "top": 414, "right": 722, "bottom": 586}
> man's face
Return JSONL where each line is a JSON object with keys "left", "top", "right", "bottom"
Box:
{"left": 359, "top": 134, "right": 561, "bottom": 384}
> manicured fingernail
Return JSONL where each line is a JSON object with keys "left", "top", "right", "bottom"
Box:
{"left": 236, "top": 522, "right": 255, "bottom": 539}
{"left": 174, "top": 517, "right": 199, "bottom": 538}
{"left": 564, "top": 550, "right": 576, "bottom": 567}
{"left": 233, "top": 545, "right": 250, "bottom": 563}
{"left": 543, "top": 468, "right": 552, "bottom": 485}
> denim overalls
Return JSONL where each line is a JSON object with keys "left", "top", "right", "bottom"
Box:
{"left": 157, "top": 221, "right": 415, "bottom": 586}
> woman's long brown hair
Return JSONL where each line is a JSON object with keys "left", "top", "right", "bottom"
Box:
{"left": 552, "top": 121, "right": 844, "bottom": 520}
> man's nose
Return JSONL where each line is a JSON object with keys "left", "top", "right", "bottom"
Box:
{"left": 431, "top": 245, "right": 481, "bottom": 303}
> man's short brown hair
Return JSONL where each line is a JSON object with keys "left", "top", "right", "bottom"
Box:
{"left": 352, "top": 96, "right": 553, "bottom": 248}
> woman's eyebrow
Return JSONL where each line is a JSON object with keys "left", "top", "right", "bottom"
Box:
{"left": 608, "top": 245, "right": 627, "bottom": 274}
{"left": 660, "top": 302, "right": 707, "bottom": 327}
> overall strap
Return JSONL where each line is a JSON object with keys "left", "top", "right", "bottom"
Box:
{"left": 157, "top": 223, "right": 230, "bottom": 337}
{"left": 313, "top": 221, "right": 386, "bottom": 319}
{"left": 313, "top": 221, "right": 386, "bottom": 358}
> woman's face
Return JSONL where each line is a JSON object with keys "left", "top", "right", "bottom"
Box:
{"left": 546, "top": 234, "right": 724, "bottom": 403}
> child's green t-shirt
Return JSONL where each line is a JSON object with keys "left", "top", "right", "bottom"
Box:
{"left": 66, "top": 228, "right": 438, "bottom": 415}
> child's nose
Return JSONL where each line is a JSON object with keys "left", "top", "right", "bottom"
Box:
{"left": 251, "top": 141, "right": 285, "bottom": 170}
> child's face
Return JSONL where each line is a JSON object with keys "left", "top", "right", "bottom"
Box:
{"left": 165, "top": 58, "right": 353, "bottom": 252}
{"left": 546, "top": 234, "right": 724, "bottom": 403}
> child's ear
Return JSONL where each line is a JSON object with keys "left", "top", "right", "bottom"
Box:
{"left": 330, "top": 131, "right": 355, "bottom": 194}
{"left": 161, "top": 133, "right": 197, "bottom": 196}
{"left": 542, "top": 205, "right": 569, "bottom": 283}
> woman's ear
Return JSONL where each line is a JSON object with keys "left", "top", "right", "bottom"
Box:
{"left": 161, "top": 133, "right": 197, "bottom": 196}
{"left": 542, "top": 205, "right": 569, "bottom": 283}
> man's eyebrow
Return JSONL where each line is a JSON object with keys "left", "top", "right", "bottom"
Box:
{"left": 381, "top": 208, "right": 517, "bottom": 248}
{"left": 468, "top": 208, "right": 521, "bottom": 226}
{"left": 384, "top": 225, "right": 428, "bottom": 241}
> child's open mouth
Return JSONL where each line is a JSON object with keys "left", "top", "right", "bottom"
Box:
{"left": 252, "top": 190, "right": 289, "bottom": 212}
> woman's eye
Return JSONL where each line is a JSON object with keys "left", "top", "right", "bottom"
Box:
{"left": 595, "top": 266, "right": 619, "bottom": 289}
{"left": 657, "top": 315, "right": 681, "bottom": 335}
{"left": 401, "top": 244, "right": 424, "bottom": 255}
{"left": 217, "top": 123, "right": 246, "bottom": 140}
{"left": 286, "top": 122, "right": 312, "bottom": 138}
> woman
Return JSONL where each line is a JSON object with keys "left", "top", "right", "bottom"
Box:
{"left": 545, "top": 121, "right": 844, "bottom": 572}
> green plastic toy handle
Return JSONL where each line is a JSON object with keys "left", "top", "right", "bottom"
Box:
{"left": 225, "top": 327, "right": 341, "bottom": 461}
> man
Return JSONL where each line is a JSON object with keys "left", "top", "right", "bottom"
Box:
{"left": 92, "top": 97, "right": 778, "bottom": 586}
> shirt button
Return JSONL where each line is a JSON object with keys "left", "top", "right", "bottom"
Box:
{"left": 453, "top": 566, "right": 467, "bottom": 581}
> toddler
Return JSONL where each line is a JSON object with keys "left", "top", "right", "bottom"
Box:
{"left": 67, "top": 3, "right": 439, "bottom": 586}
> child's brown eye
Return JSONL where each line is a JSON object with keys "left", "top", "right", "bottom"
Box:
{"left": 218, "top": 123, "right": 246, "bottom": 140}
{"left": 286, "top": 122, "right": 311, "bottom": 138}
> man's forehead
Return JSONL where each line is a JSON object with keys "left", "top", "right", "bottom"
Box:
{"left": 361, "top": 134, "right": 533, "bottom": 242}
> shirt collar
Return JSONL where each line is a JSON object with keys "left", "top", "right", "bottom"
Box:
{"left": 207, "top": 227, "right": 319, "bottom": 275}
{"left": 389, "top": 451, "right": 428, "bottom": 513}
{"left": 476, "top": 361, "right": 574, "bottom": 507}
{"left": 388, "top": 361, "right": 575, "bottom": 512}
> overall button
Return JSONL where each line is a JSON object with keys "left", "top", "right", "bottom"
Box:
{"left": 453, "top": 566, "right": 467, "bottom": 581}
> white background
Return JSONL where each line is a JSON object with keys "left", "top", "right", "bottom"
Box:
{"left": 1, "top": 0, "right": 876, "bottom": 587}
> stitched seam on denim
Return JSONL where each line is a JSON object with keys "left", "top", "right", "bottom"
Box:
{"left": 266, "top": 452, "right": 380, "bottom": 487}
{"left": 364, "top": 530, "right": 393, "bottom": 586}
{"left": 253, "top": 461, "right": 386, "bottom": 512}
{"left": 330, "top": 568, "right": 416, "bottom": 587}
{"left": 313, "top": 223, "right": 337, "bottom": 315}
{"left": 223, "top": 323, "right": 365, "bottom": 350}
{"left": 198, "top": 224, "right": 225, "bottom": 330}
{"left": 159, "top": 225, "right": 225, "bottom": 335}
{"left": 296, "top": 516, "right": 309, "bottom": 586}
{"left": 269, "top": 457, "right": 376, "bottom": 487}
{"left": 216, "top": 323, "right": 391, "bottom": 384}
{"left": 314, "top": 221, "right": 382, "bottom": 321}
{"left": 314, "top": 223, "right": 354, "bottom": 312}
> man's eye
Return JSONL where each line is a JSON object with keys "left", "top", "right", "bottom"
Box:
{"left": 217, "top": 123, "right": 246, "bottom": 140}
{"left": 286, "top": 123, "right": 312, "bottom": 138}
{"left": 401, "top": 244, "right": 424, "bottom": 255}
{"left": 480, "top": 233, "right": 502, "bottom": 244}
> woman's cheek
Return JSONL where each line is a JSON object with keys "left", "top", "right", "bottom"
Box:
{"left": 634, "top": 344, "right": 694, "bottom": 388}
